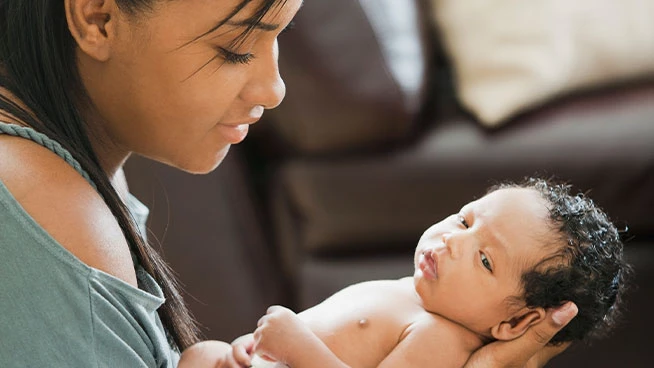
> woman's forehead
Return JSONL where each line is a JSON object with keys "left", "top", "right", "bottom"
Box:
{"left": 215, "top": 0, "right": 292, "bottom": 22}
{"left": 187, "top": 0, "right": 296, "bottom": 40}
{"left": 136, "top": 0, "right": 298, "bottom": 49}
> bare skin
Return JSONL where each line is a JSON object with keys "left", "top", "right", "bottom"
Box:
{"left": 272, "top": 278, "right": 483, "bottom": 368}
{"left": 228, "top": 302, "right": 577, "bottom": 368}
{"left": 0, "top": 0, "right": 300, "bottom": 366}
{"left": 221, "top": 189, "right": 580, "bottom": 368}
{"left": 1, "top": 0, "right": 577, "bottom": 366}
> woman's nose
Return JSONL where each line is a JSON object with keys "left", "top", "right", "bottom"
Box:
{"left": 241, "top": 39, "right": 286, "bottom": 110}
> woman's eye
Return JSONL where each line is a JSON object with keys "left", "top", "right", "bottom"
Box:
{"left": 480, "top": 253, "right": 493, "bottom": 272}
{"left": 217, "top": 47, "right": 255, "bottom": 65}
{"left": 458, "top": 215, "right": 469, "bottom": 228}
{"left": 281, "top": 20, "right": 295, "bottom": 34}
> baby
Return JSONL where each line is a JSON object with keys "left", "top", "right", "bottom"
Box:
{"left": 221, "top": 178, "right": 630, "bottom": 368}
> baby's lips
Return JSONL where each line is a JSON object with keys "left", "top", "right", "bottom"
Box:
{"left": 419, "top": 248, "right": 439, "bottom": 278}
{"left": 260, "top": 353, "right": 276, "bottom": 362}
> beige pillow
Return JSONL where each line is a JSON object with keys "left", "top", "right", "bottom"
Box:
{"left": 432, "top": 0, "right": 654, "bottom": 127}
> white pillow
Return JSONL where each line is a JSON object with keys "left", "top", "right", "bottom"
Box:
{"left": 432, "top": 0, "right": 654, "bottom": 127}
{"left": 359, "top": 0, "right": 427, "bottom": 112}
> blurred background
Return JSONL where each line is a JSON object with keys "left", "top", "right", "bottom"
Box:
{"left": 125, "top": 0, "right": 654, "bottom": 366}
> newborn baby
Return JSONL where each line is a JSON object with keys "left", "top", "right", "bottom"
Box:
{"left": 224, "top": 178, "right": 630, "bottom": 368}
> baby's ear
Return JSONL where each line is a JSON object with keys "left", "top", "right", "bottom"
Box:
{"left": 491, "top": 307, "right": 546, "bottom": 341}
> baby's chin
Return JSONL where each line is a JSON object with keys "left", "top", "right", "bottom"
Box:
{"left": 412, "top": 273, "right": 435, "bottom": 307}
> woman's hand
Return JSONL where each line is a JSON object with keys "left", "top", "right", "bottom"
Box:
{"left": 464, "top": 302, "right": 578, "bottom": 368}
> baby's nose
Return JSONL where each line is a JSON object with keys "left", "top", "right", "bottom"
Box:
{"left": 442, "top": 232, "right": 461, "bottom": 259}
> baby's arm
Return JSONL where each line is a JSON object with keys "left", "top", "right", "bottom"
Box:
{"left": 254, "top": 306, "right": 350, "bottom": 368}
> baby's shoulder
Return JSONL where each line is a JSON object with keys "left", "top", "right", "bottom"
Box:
{"left": 405, "top": 311, "right": 483, "bottom": 356}
{"left": 0, "top": 133, "right": 137, "bottom": 286}
{"left": 377, "top": 311, "right": 477, "bottom": 368}
{"left": 411, "top": 312, "right": 468, "bottom": 337}
{"left": 345, "top": 277, "right": 412, "bottom": 292}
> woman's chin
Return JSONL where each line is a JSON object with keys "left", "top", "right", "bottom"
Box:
{"left": 164, "top": 145, "right": 232, "bottom": 175}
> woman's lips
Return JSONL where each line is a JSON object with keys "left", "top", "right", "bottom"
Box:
{"left": 216, "top": 123, "right": 250, "bottom": 144}
{"left": 419, "top": 249, "right": 438, "bottom": 279}
{"left": 217, "top": 110, "right": 262, "bottom": 144}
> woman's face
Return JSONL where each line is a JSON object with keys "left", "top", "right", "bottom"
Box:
{"left": 77, "top": 0, "right": 302, "bottom": 173}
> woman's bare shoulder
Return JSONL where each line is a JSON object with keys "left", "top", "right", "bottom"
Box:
{"left": 0, "top": 133, "right": 137, "bottom": 286}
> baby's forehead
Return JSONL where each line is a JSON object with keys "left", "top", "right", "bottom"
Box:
{"left": 483, "top": 186, "right": 543, "bottom": 202}
{"left": 471, "top": 188, "right": 558, "bottom": 269}
{"left": 467, "top": 188, "right": 549, "bottom": 222}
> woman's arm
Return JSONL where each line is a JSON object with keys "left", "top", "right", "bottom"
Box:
{"left": 464, "top": 302, "right": 578, "bottom": 368}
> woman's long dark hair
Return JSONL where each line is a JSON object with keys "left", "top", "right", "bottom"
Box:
{"left": 0, "top": 0, "right": 286, "bottom": 350}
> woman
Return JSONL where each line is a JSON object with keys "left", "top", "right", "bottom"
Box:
{"left": 0, "top": 0, "right": 576, "bottom": 366}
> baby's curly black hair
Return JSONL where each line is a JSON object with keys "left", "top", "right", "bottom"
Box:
{"left": 492, "top": 177, "right": 632, "bottom": 344}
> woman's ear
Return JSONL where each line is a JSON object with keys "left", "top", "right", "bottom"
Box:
{"left": 491, "top": 307, "right": 546, "bottom": 341}
{"left": 65, "top": 0, "right": 117, "bottom": 61}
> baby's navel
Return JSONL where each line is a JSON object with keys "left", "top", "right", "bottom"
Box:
{"left": 358, "top": 318, "right": 369, "bottom": 328}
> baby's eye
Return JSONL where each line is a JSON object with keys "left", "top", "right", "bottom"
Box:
{"left": 480, "top": 252, "right": 493, "bottom": 272}
{"left": 458, "top": 215, "right": 469, "bottom": 228}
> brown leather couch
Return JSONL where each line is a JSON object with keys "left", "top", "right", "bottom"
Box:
{"left": 125, "top": 0, "right": 654, "bottom": 366}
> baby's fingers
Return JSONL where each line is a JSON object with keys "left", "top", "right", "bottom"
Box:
{"left": 232, "top": 343, "right": 252, "bottom": 367}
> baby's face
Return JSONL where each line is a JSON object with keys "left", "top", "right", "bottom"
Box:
{"left": 413, "top": 188, "right": 556, "bottom": 336}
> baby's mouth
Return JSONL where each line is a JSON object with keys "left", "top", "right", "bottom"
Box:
{"left": 419, "top": 249, "right": 439, "bottom": 279}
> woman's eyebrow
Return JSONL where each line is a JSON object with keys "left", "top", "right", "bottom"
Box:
{"left": 186, "top": 0, "right": 302, "bottom": 46}
{"left": 191, "top": 15, "right": 278, "bottom": 46}
{"left": 218, "top": 0, "right": 304, "bottom": 33}
{"left": 225, "top": 19, "right": 279, "bottom": 31}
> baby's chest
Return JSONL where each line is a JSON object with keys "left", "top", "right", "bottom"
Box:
{"left": 315, "top": 317, "right": 402, "bottom": 367}
{"left": 303, "top": 303, "right": 417, "bottom": 367}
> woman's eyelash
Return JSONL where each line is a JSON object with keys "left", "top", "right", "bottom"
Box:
{"left": 281, "top": 21, "right": 295, "bottom": 34}
{"left": 217, "top": 47, "right": 255, "bottom": 65}
{"left": 217, "top": 21, "right": 294, "bottom": 65}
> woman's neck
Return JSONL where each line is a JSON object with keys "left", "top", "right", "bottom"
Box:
{"left": 78, "top": 100, "right": 131, "bottom": 181}
{"left": 90, "top": 134, "right": 130, "bottom": 181}
{"left": 89, "top": 134, "right": 131, "bottom": 203}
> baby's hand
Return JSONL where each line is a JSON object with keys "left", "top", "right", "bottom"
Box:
{"left": 230, "top": 333, "right": 256, "bottom": 367}
{"left": 253, "top": 305, "right": 313, "bottom": 364}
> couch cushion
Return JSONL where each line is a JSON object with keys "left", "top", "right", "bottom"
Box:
{"left": 272, "top": 84, "right": 654, "bottom": 263}
{"left": 265, "top": 0, "right": 431, "bottom": 154}
{"left": 430, "top": 0, "right": 654, "bottom": 127}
